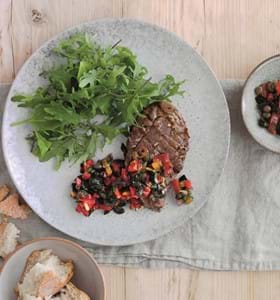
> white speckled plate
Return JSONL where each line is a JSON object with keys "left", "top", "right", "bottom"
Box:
{"left": 242, "top": 55, "right": 280, "bottom": 153}
{"left": 2, "top": 19, "right": 230, "bottom": 246}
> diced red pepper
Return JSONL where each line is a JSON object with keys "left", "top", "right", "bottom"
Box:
{"left": 155, "top": 175, "right": 164, "bottom": 184}
{"left": 111, "top": 161, "right": 121, "bottom": 174}
{"left": 121, "top": 191, "right": 131, "bottom": 200}
{"left": 114, "top": 187, "right": 122, "bottom": 199}
{"left": 128, "top": 160, "right": 142, "bottom": 172}
{"left": 276, "top": 81, "right": 280, "bottom": 95}
{"left": 81, "top": 159, "right": 94, "bottom": 172}
{"left": 267, "top": 93, "right": 274, "bottom": 101}
{"left": 104, "top": 176, "right": 116, "bottom": 186}
{"left": 130, "top": 198, "right": 142, "bottom": 209}
{"left": 184, "top": 179, "right": 192, "bottom": 189}
{"left": 92, "top": 193, "right": 100, "bottom": 199}
{"left": 85, "top": 159, "right": 94, "bottom": 168}
{"left": 142, "top": 186, "right": 151, "bottom": 197}
{"left": 129, "top": 186, "right": 138, "bottom": 199}
{"left": 82, "top": 172, "right": 91, "bottom": 180}
{"left": 80, "top": 194, "right": 96, "bottom": 211}
{"left": 121, "top": 168, "right": 129, "bottom": 182}
{"left": 75, "top": 177, "right": 82, "bottom": 187}
{"left": 76, "top": 203, "right": 90, "bottom": 216}
{"left": 268, "top": 113, "right": 279, "bottom": 135}
{"left": 163, "top": 161, "right": 173, "bottom": 176}
{"left": 171, "top": 179, "right": 181, "bottom": 194}
{"left": 154, "top": 153, "right": 170, "bottom": 163}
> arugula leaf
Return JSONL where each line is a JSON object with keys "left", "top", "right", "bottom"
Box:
{"left": 12, "top": 33, "right": 185, "bottom": 169}
{"left": 44, "top": 103, "right": 80, "bottom": 125}
{"left": 95, "top": 125, "right": 120, "bottom": 142}
{"left": 35, "top": 132, "right": 52, "bottom": 158}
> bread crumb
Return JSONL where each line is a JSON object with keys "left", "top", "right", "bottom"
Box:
{"left": 0, "top": 193, "right": 31, "bottom": 219}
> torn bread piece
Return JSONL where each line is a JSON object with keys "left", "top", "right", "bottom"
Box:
{"left": 0, "top": 193, "right": 31, "bottom": 219}
{"left": 17, "top": 249, "right": 74, "bottom": 299}
{"left": 0, "top": 221, "right": 20, "bottom": 258}
{"left": 50, "top": 282, "right": 91, "bottom": 300}
{"left": 0, "top": 184, "right": 10, "bottom": 202}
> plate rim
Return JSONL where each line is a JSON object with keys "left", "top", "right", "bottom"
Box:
{"left": 1, "top": 18, "right": 230, "bottom": 246}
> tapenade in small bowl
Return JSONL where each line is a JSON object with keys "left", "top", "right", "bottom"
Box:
{"left": 242, "top": 54, "right": 280, "bottom": 153}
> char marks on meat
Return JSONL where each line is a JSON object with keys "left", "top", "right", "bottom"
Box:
{"left": 126, "top": 101, "right": 190, "bottom": 173}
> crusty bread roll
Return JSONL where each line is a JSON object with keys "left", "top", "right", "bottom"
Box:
{"left": 17, "top": 249, "right": 74, "bottom": 299}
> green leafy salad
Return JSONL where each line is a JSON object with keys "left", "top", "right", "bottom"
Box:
{"left": 12, "top": 34, "right": 185, "bottom": 169}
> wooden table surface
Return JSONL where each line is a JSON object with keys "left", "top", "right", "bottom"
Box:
{"left": 1, "top": 1, "right": 280, "bottom": 299}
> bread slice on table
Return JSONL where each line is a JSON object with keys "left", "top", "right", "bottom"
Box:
{"left": 50, "top": 282, "right": 91, "bottom": 300}
{"left": 0, "top": 193, "right": 31, "bottom": 219}
{"left": 0, "top": 221, "right": 20, "bottom": 257}
{"left": 17, "top": 249, "right": 74, "bottom": 299}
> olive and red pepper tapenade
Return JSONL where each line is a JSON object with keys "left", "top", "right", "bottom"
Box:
{"left": 71, "top": 152, "right": 193, "bottom": 217}
{"left": 255, "top": 80, "right": 280, "bottom": 135}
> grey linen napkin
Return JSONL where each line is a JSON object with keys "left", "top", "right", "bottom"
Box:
{"left": 1, "top": 80, "right": 280, "bottom": 271}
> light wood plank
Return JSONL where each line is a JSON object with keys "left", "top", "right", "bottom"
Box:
{"left": 0, "top": 0, "right": 14, "bottom": 82}
{"left": 11, "top": 0, "right": 32, "bottom": 74}
{"left": 126, "top": 269, "right": 280, "bottom": 300}
{"left": 101, "top": 266, "right": 126, "bottom": 300}
{"left": 204, "top": 0, "right": 280, "bottom": 79}
{"left": 72, "top": 0, "right": 123, "bottom": 23}
{"left": 122, "top": 0, "right": 205, "bottom": 53}
{"left": 125, "top": 268, "right": 194, "bottom": 299}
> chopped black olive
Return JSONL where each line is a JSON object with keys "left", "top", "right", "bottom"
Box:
{"left": 113, "top": 206, "right": 125, "bottom": 214}
{"left": 179, "top": 175, "right": 187, "bottom": 182}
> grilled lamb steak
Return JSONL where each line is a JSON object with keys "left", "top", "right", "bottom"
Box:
{"left": 125, "top": 101, "right": 189, "bottom": 173}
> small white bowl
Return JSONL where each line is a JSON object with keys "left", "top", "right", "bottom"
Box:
{"left": 0, "top": 237, "right": 105, "bottom": 300}
{"left": 242, "top": 54, "right": 280, "bottom": 153}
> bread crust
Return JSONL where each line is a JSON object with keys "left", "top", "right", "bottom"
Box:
{"left": 51, "top": 282, "right": 91, "bottom": 300}
{"left": 16, "top": 249, "right": 74, "bottom": 299}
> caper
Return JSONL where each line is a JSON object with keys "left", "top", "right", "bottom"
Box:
{"left": 254, "top": 86, "right": 263, "bottom": 96}
{"left": 272, "top": 80, "right": 278, "bottom": 86}
{"left": 263, "top": 105, "right": 271, "bottom": 113}
{"left": 258, "top": 119, "right": 268, "bottom": 128}
{"left": 269, "top": 103, "right": 276, "bottom": 113}
{"left": 255, "top": 95, "right": 265, "bottom": 104}
{"left": 262, "top": 112, "right": 271, "bottom": 119}
{"left": 267, "top": 81, "right": 276, "bottom": 92}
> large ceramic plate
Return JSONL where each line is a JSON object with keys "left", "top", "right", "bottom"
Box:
{"left": 2, "top": 19, "right": 230, "bottom": 246}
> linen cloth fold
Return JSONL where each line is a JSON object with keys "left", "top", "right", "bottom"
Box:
{"left": 1, "top": 80, "right": 280, "bottom": 271}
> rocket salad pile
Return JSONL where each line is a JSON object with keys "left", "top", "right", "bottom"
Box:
{"left": 11, "top": 34, "right": 184, "bottom": 169}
